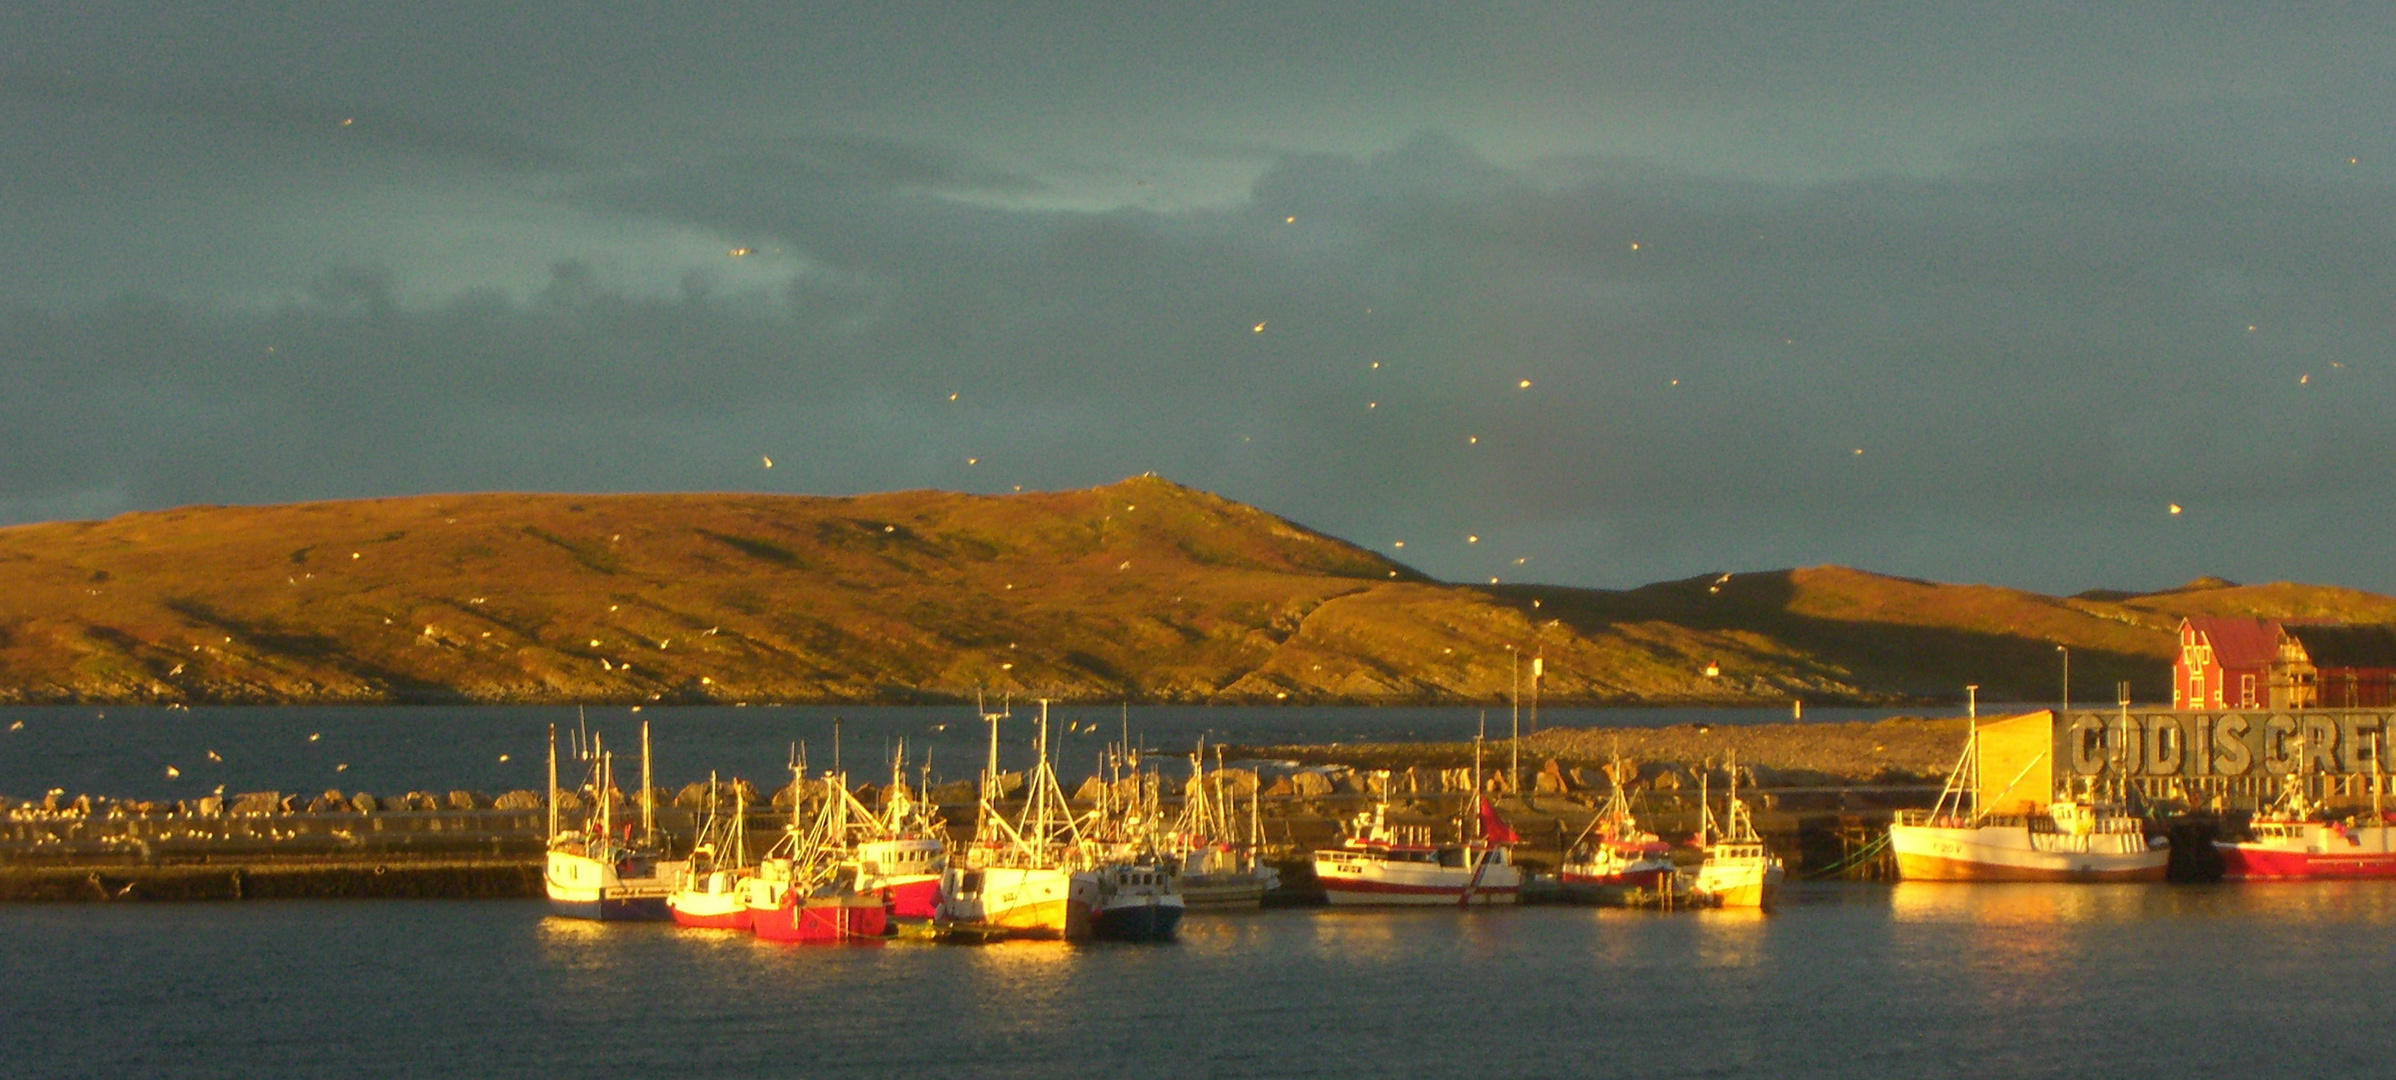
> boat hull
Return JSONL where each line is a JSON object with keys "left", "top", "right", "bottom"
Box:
{"left": 1092, "top": 898, "right": 1186, "bottom": 941}
{"left": 544, "top": 851, "right": 676, "bottom": 921}
{"left": 667, "top": 893, "right": 753, "bottom": 929}
{"left": 1314, "top": 853, "right": 1523, "bottom": 906}
{"left": 874, "top": 875, "right": 943, "bottom": 920}
{"left": 1889, "top": 823, "right": 2167, "bottom": 882}
{"left": 2218, "top": 824, "right": 2396, "bottom": 880}
{"left": 546, "top": 895, "right": 671, "bottom": 921}
{"left": 1175, "top": 874, "right": 1270, "bottom": 908}
{"left": 751, "top": 896, "right": 890, "bottom": 942}
{"left": 935, "top": 866, "right": 1097, "bottom": 941}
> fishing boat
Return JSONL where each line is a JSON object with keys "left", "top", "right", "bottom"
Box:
{"left": 845, "top": 745, "right": 947, "bottom": 924}
{"left": 1558, "top": 753, "right": 1677, "bottom": 902}
{"left": 1164, "top": 745, "right": 1281, "bottom": 908}
{"left": 1688, "top": 757, "right": 1784, "bottom": 908}
{"left": 1886, "top": 711, "right": 2167, "bottom": 882}
{"left": 545, "top": 720, "right": 682, "bottom": 921}
{"left": 2218, "top": 760, "right": 2396, "bottom": 880}
{"left": 667, "top": 774, "right": 754, "bottom": 929}
{"left": 1313, "top": 743, "right": 1522, "bottom": 907}
{"left": 742, "top": 767, "right": 892, "bottom": 943}
{"left": 936, "top": 700, "right": 1099, "bottom": 940}
{"left": 1090, "top": 859, "right": 1184, "bottom": 940}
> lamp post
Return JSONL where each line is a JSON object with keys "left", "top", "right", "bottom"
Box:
{"left": 1966, "top": 684, "right": 1978, "bottom": 719}
{"left": 2055, "top": 645, "right": 2070, "bottom": 717}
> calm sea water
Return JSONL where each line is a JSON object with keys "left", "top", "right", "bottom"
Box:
{"left": 0, "top": 704, "right": 1949, "bottom": 801}
{"left": 6, "top": 881, "right": 2392, "bottom": 1079}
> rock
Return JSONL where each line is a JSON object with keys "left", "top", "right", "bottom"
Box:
{"left": 674, "top": 782, "right": 713, "bottom": 810}
{"left": 926, "top": 780, "right": 977, "bottom": 805}
{"left": 1208, "top": 768, "right": 1259, "bottom": 798}
{"left": 553, "top": 790, "right": 585, "bottom": 812}
{"left": 993, "top": 771, "right": 1025, "bottom": 800}
{"left": 350, "top": 792, "right": 379, "bottom": 813}
{"left": 1261, "top": 776, "right": 1295, "bottom": 798}
{"left": 197, "top": 795, "right": 224, "bottom": 816}
{"left": 231, "top": 791, "right": 282, "bottom": 815}
{"left": 1535, "top": 760, "right": 1569, "bottom": 794}
{"left": 447, "top": 790, "right": 481, "bottom": 810}
{"left": 492, "top": 790, "right": 542, "bottom": 810}
{"left": 306, "top": 791, "right": 347, "bottom": 813}
{"left": 1289, "top": 771, "right": 1334, "bottom": 799}
{"left": 280, "top": 794, "right": 308, "bottom": 813}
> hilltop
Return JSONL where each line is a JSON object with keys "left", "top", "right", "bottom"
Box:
{"left": 0, "top": 478, "right": 2389, "bottom": 705}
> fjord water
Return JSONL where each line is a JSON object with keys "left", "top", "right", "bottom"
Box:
{"left": 0, "top": 703, "right": 1936, "bottom": 801}
{"left": 9, "top": 882, "right": 2394, "bottom": 1079}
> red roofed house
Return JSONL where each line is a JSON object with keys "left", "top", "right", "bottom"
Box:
{"left": 2176, "top": 617, "right": 2396, "bottom": 709}
{"left": 2176, "top": 617, "right": 2281, "bottom": 710}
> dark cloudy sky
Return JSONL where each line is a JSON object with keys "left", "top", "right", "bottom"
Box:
{"left": 6, "top": 3, "right": 2395, "bottom": 595}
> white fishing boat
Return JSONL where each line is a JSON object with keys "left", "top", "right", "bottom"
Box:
{"left": 936, "top": 700, "right": 1098, "bottom": 940}
{"left": 1164, "top": 745, "right": 1280, "bottom": 907}
{"left": 1887, "top": 711, "right": 2166, "bottom": 882}
{"left": 1313, "top": 744, "right": 1521, "bottom": 906}
{"left": 545, "top": 720, "right": 682, "bottom": 921}
{"left": 1688, "top": 757, "right": 1783, "bottom": 908}
{"left": 667, "top": 774, "right": 754, "bottom": 929}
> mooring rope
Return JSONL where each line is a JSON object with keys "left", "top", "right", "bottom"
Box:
{"left": 1801, "top": 832, "right": 1892, "bottom": 880}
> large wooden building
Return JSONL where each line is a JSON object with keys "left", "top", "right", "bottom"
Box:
{"left": 2175, "top": 617, "right": 2396, "bottom": 710}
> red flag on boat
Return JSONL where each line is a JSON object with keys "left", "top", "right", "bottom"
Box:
{"left": 1477, "top": 796, "right": 1520, "bottom": 844}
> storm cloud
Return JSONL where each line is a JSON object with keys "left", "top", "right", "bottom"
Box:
{"left": 5, "top": 4, "right": 2395, "bottom": 594}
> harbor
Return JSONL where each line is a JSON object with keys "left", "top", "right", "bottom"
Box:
{"left": 20, "top": 700, "right": 2396, "bottom": 912}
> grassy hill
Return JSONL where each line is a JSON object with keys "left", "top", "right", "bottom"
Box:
{"left": 0, "top": 477, "right": 2387, "bottom": 706}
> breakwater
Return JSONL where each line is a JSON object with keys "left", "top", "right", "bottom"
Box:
{"left": 1, "top": 780, "right": 1940, "bottom": 901}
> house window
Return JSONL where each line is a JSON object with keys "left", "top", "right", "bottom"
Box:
{"left": 2240, "top": 674, "right": 2256, "bottom": 707}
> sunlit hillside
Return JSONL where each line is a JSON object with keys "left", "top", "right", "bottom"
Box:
{"left": 0, "top": 477, "right": 2385, "bottom": 706}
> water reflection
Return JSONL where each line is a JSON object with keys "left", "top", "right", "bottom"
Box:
{"left": 1691, "top": 908, "right": 1768, "bottom": 969}
{"left": 1889, "top": 882, "right": 2155, "bottom": 924}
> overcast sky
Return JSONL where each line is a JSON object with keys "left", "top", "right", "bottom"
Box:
{"left": 6, "top": 2, "right": 2395, "bottom": 595}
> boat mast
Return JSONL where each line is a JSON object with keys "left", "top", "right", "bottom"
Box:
{"left": 597, "top": 736, "right": 612, "bottom": 847}
{"left": 981, "top": 691, "right": 1001, "bottom": 840}
{"left": 546, "top": 723, "right": 559, "bottom": 843}
{"left": 1471, "top": 713, "right": 1486, "bottom": 846}
{"left": 640, "top": 719, "right": 655, "bottom": 849}
{"left": 733, "top": 781, "right": 747, "bottom": 866}
{"left": 1510, "top": 654, "right": 1521, "bottom": 802}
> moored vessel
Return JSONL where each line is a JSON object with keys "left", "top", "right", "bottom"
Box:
{"left": 742, "top": 767, "right": 893, "bottom": 943}
{"left": 1887, "top": 711, "right": 2167, "bottom": 882}
{"left": 2217, "top": 766, "right": 2396, "bottom": 880}
{"left": 545, "top": 720, "right": 681, "bottom": 921}
{"left": 1313, "top": 739, "right": 1521, "bottom": 907}
{"left": 1688, "top": 756, "right": 1784, "bottom": 908}
{"left": 667, "top": 774, "right": 754, "bottom": 929}
{"left": 1558, "top": 752, "right": 1676, "bottom": 903}
{"left": 935, "top": 700, "right": 1098, "bottom": 941}
{"left": 1164, "top": 745, "right": 1280, "bottom": 908}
